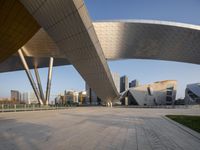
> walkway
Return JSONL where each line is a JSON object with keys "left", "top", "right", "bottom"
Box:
{"left": 0, "top": 107, "right": 200, "bottom": 150}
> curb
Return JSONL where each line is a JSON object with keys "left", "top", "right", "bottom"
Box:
{"left": 162, "top": 116, "right": 200, "bottom": 141}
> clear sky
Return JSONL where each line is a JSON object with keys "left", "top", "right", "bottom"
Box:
{"left": 0, "top": 0, "right": 200, "bottom": 99}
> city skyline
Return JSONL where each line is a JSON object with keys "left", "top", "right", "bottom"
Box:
{"left": 1, "top": 59, "right": 200, "bottom": 99}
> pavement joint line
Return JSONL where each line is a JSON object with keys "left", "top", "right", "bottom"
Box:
{"left": 162, "top": 115, "right": 200, "bottom": 141}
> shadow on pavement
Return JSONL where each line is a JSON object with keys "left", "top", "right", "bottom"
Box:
{"left": 0, "top": 117, "right": 52, "bottom": 150}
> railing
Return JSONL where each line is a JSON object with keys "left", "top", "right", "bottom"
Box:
{"left": 114, "top": 105, "right": 191, "bottom": 109}
{"left": 0, "top": 104, "right": 72, "bottom": 113}
{"left": 0, "top": 104, "right": 196, "bottom": 112}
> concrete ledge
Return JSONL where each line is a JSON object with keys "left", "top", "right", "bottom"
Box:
{"left": 114, "top": 105, "right": 190, "bottom": 109}
{"left": 163, "top": 115, "right": 200, "bottom": 141}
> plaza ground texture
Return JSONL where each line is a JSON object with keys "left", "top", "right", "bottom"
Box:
{"left": 0, "top": 107, "right": 200, "bottom": 150}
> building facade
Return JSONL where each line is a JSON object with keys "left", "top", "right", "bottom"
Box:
{"left": 185, "top": 83, "right": 200, "bottom": 104}
{"left": 120, "top": 76, "right": 129, "bottom": 93}
{"left": 85, "top": 84, "right": 97, "bottom": 104}
{"left": 111, "top": 72, "right": 120, "bottom": 93}
{"left": 85, "top": 83, "right": 101, "bottom": 105}
{"left": 79, "top": 91, "right": 87, "bottom": 104}
{"left": 64, "top": 90, "right": 79, "bottom": 103}
{"left": 121, "top": 80, "right": 177, "bottom": 106}
{"left": 11, "top": 90, "right": 20, "bottom": 102}
{"left": 129, "top": 80, "right": 139, "bottom": 88}
{"left": 28, "top": 92, "right": 38, "bottom": 104}
{"left": 21, "top": 92, "right": 28, "bottom": 104}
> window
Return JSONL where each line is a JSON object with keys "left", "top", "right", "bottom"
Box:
{"left": 166, "top": 96, "right": 172, "bottom": 102}
{"left": 166, "top": 91, "right": 172, "bottom": 95}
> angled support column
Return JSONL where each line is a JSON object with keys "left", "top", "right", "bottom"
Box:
{"left": 18, "top": 49, "right": 43, "bottom": 105}
{"left": 45, "top": 57, "right": 54, "bottom": 105}
{"left": 34, "top": 67, "right": 45, "bottom": 102}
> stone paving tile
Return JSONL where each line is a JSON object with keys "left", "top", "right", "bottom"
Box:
{"left": 0, "top": 107, "right": 200, "bottom": 150}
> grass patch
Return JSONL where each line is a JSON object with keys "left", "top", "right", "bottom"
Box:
{"left": 166, "top": 115, "right": 200, "bottom": 133}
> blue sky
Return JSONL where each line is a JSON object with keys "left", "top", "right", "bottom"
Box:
{"left": 0, "top": 0, "right": 200, "bottom": 99}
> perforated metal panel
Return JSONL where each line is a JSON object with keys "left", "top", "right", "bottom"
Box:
{"left": 94, "top": 20, "right": 200, "bottom": 64}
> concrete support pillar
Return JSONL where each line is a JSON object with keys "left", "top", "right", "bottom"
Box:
{"left": 106, "top": 101, "right": 112, "bottom": 107}
{"left": 18, "top": 49, "right": 43, "bottom": 105}
{"left": 34, "top": 67, "right": 45, "bottom": 102}
{"left": 45, "top": 57, "right": 54, "bottom": 105}
{"left": 107, "top": 102, "right": 110, "bottom": 107}
{"left": 14, "top": 104, "right": 16, "bottom": 112}
{"left": 125, "top": 97, "right": 128, "bottom": 106}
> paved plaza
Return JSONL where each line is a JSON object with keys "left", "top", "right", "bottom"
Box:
{"left": 0, "top": 107, "right": 200, "bottom": 150}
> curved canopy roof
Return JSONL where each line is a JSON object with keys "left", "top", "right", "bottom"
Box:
{"left": 94, "top": 20, "right": 200, "bottom": 64}
{"left": 1, "top": 20, "right": 200, "bottom": 72}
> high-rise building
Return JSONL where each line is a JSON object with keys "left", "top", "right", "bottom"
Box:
{"left": 129, "top": 80, "right": 139, "bottom": 88}
{"left": 21, "top": 92, "right": 28, "bottom": 104}
{"left": 120, "top": 76, "right": 128, "bottom": 93}
{"left": 65, "top": 91, "right": 73, "bottom": 102}
{"left": 85, "top": 83, "right": 98, "bottom": 104}
{"left": 79, "top": 91, "right": 87, "bottom": 104}
{"left": 73, "top": 91, "right": 79, "bottom": 103}
{"left": 111, "top": 72, "right": 120, "bottom": 92}
{"left": 28, "top": 92, "right": 38, "bottom": 104}
{"left": 11, "top": 90, "right": 20, "bottom": 102}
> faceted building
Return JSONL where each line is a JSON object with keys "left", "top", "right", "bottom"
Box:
{"left": 121, "top": 80, "right": 177, "bottom": 106}
{"left": 185, "top": 83, "right": 200, "bottom": 104}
